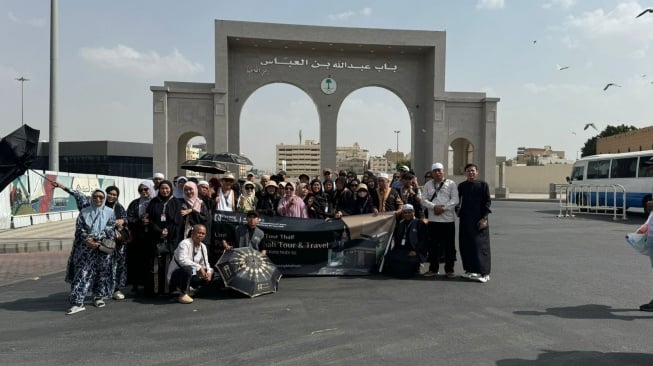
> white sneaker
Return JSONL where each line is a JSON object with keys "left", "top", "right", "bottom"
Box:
{"left": 112, "top": 290, "right": 125, "bottom": 300}
{"left": 462, "top": 272, "right": 479, "bottom": 279}
{"left": 93, "top": 298, "right": 106, "bottom": 308}
{"left": 66, "top": 304, "right": 86, "bottom": 315}
{"left": 472, "top": 274, "right": 490, "bottom": 283}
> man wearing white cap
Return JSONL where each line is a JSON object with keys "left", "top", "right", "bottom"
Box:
{"left": 421, "top": 162, "right": 459, "bottom": 278}
{"left": 381, "top": 203, "right": 427, "bottom": 277}
{"left": 152, "top": 173, "right": 164, "bottom": 194}
{"left": 372, "top": 172, "right": 403, "bottom": 215}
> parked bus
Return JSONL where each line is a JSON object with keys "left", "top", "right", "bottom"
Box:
{"left": 567, "top": 151, "right": 653, "bottom": 213}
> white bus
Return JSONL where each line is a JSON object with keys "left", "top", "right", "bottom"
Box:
{"left": 567, "top": 150, "right": 653, "bottom": 213}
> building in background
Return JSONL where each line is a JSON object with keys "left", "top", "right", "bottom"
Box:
{"left": 276, "top": 141, "right": 374, "bottom": 178}
{"left": 185, "top": 144, "right": 205, "bottom": 177}
{"left": 597, "top": 126, "right": 653, "bottom": 154}
{"left": 33, "top": 141, "right": 153, "bottom": 178}
{"left": 512, "top": 145, "right": 570, "bottom": 165}
{"left": 369, "top": 156, "right": 391, "bottom": 174}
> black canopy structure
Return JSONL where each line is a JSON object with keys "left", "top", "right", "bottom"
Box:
{"left": 0, "top": 124, "right": 40, "bottom": 192}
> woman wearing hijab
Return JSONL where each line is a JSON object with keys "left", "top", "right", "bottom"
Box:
{"left": 236, "top": 181, "right": 258, "bottom": 213}
{"left": 172, "top": 176, "right": 188, "bottom": 199}
{"left": 256, "top": 181, "right": 280, "bottom": 217}
{"left": 309, "top": 179, "right": 329, "bottom": 215}
{"left": 104, "top": 186, "right": 128, "bottom": 301}
{"left": 65, "top": 189, "right": 116, "bottom": 315}
{"left": 353, "top": 183, "right": 376, "bottom": 215}
{"left": 277, "top": 182, "right": 308, "bottom": 218}
{"left": 179, "top": 181, "right": 211, "bottom": 242}
{"left": 146, "top": 180, "right": 183, "bottom": 296}
{"left": 126, "top": 181, "right": 155, "bottom": 295}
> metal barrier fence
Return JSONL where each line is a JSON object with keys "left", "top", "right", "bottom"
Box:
{"left": 557, "top": 183, "right": 627, "bottom": 220}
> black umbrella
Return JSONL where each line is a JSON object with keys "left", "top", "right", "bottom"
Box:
{"left": 215, "top": 247, "right": 281, "bottom": 298}
{"left": 0, "top": 124, "right": 40, "bottom": 192}
{"left": 180, "top": 158, "right": 227, "bottom": 174}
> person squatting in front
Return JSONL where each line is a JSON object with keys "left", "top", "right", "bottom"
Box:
{"left": 382, "top": 204, "right": 428, "bottom": 278}
{"left": 167, "top": 224, "right": 214, "bottom": 304}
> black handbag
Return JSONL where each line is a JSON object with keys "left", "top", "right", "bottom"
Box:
{"left": 157, "top": 239, "right": 172, "bottom": 255}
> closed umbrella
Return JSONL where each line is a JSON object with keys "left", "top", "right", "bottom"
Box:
{"left": 215, "top": 247, "right": 281, "bottom": 298}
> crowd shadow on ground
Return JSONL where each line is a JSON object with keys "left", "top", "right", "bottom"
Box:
{"left": 496, "top": 349, "right": 653, "bottom": 366}
{"left": 514, "top": 303, "right": 653, "bottom": 321}
{"left": 0, "top": 291, "right": 69, "bottom": 313}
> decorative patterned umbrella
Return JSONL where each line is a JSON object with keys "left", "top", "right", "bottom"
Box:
{"left": 215, "top": 247, "right": 281, "bottom": 298}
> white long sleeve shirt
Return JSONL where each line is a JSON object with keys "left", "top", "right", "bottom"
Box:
{"left": 420, "top": 178, "right": 459, "bottom": 223}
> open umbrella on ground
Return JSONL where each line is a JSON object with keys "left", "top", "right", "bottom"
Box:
{"left": 215, "top": 247, "right": 281, "bottom": 298}
{"left": 0, "top": 124, "right": 40, "bottom": 192}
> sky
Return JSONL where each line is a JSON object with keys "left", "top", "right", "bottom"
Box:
{"left": 1, "top": 0, "right": 653, "bottom": 171}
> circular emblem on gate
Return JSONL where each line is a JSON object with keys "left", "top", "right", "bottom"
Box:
{"left": 320, "top": 77, "right": 337, "bottom": 95}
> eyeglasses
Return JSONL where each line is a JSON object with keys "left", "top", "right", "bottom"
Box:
{"left": 285, "top": 187, "right": 294, "bottom": 190}
{"left": 92, "top": 195, "right": 104, "bottom": 199}
{"left": 138, "top": 188, "right": 149, "bottom": 192}
{"left": 245, "top": 187, "right": 254, "bottom": 190}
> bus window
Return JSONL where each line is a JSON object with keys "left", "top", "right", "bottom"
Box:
{"left": 610, "top": 157, "right": 637, "bottom": 178}
{"left": 587, "top": 159, "right": 610, "bottom": 179}
{"left": 638, "top": 155, "right": 653, "bottom": 177}
{"left": 570, "top": 165, "right": 584, "bottom": 181}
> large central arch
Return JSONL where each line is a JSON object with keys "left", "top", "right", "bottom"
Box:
{"left": 152, "top": 20, "right": 499, "bottom": 190}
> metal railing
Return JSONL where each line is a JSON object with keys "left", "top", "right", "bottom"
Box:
{"left": 557, "top": 183, "right": 627, "bottom": 220}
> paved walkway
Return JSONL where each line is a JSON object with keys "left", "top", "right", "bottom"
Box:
{"left": 1, "top": 201, "right": 652, "bottom": 365}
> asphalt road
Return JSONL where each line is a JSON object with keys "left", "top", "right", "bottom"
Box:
{"left": 1, "top": 201, "right": 653, "bottom": 366}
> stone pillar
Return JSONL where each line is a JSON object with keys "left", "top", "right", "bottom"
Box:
{"left": 494, "top": 162, "right": 509, "bottom": 198}
{"left": 151, "top": 86, "right": 169, "bottom": 176}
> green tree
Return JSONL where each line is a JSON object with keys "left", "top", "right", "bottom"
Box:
{"left": 580, "top": 124, "right": 638, "bottom": 157}
{"left": 395, "top": 160, "right": 411, "bottom": 171}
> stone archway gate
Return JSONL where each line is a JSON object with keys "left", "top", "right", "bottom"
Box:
{"left": 151, "top": 20, "right": 499, "bottom": 190}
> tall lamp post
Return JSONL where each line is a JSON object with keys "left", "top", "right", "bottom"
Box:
{"left": 16, "top": 77, "right": 29, "bottom": 126}
{"left": 393, "top": 130, "right": 400, "bottom": 153}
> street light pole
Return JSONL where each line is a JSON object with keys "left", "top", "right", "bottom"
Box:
{"left": 393, "top": 130, "right": 400, "bottom": 153}
{"left": 16, "top": 77, "right": 29, "bottom": 126}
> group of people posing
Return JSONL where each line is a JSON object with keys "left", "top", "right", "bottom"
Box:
{"left": 57, "top": 161, "right": 492, "bottom": 315}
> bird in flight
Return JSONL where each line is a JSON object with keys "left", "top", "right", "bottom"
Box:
{"left": 584, "top": 123, "right": 598, "bottom": 131}
{"left": 533, "top": 40, "right": 537, "bottom": 44}
{"left": 571, "top": 131, "right": 577, "bottom": 136}
{"left": 557, "top": 64, "right": 570, "bottom": 71}
{"left": 603, "top": 83, "right": 621, "bottom": 91}
{"left": 636, "top": 8, "right": 653, "bottom": 18}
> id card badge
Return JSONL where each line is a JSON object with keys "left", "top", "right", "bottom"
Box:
{"left": 160, "top": 214, "right": 166, "bottom": 222}
{"left": 401, "top": 239, "right": 406, "bottom": 246}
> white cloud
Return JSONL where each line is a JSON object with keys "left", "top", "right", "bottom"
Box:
{"left": 79, "top": 44, "right": 204, "bottom": 79}
{"left": 522, "top": 82, "right": 593, "bottom": 94}
{"left": 0, "top": 64, "right": 20, "bottom": 79}
{"left": 7, "top": 11, "right": 47, "bottom": 27}
{"left": 327, "top": 8, "right": 373, "bottom": 20}
{"left": 476, "top": 0, "right": 505, "bottom": 10}
{"left": 542, "top": 0, "right": 576, "bottom": 9}
{"left": 560, "top": 2, "right": 653, "bottom": 55}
